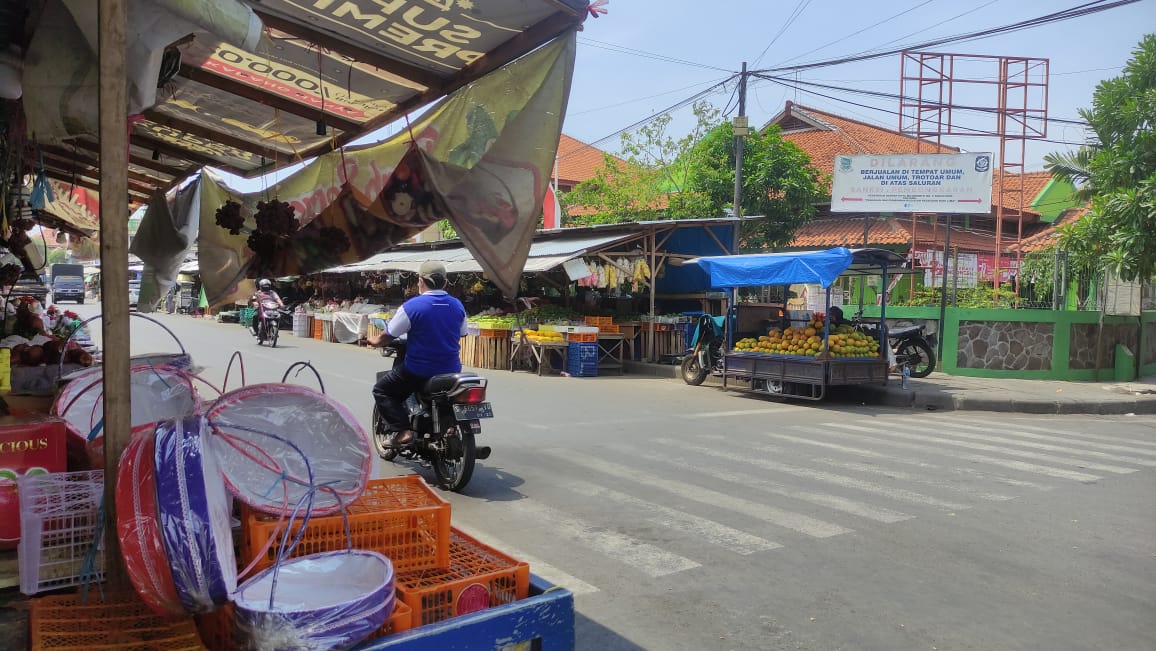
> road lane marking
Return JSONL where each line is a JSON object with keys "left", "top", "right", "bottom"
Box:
{"left": 881, "top": 419, "right": 1156, "bottom": 468}
{"left": 931, "top": 415, "right": 1156, "bottom": 450}
{"left": 684, "top": 408, "right": 796, "bottom": 418}
{"left": 923, "top": 416, "right": 1156, "bottom": 457}
{"left": 759, "top": 432, "right": 1053, "bottom": 491}
{"left": 659, "top": 439, "right": 972, "bottom": 512}
{"left": 804, "top": 425, "right": 1103, "bottom": 482}
{"left": 543, "top": 449, "right": 851, "bottom": 538}
{"left": 638, "top": 443, "right": 913, "bottom": 524}
{"left": 827, "top": 422, "right": 1138, "bottom": 475}
{"left": 502, "top": 498, "right": 699, "bottom": 578}
{"left": 559, "top": 478, "right": 782, "bottom": 554}
{"left": 808, "top": 458, "right": 1015, "bottom": 501}
{"left": 451, "top": 524, "right": 600, "bottom": 595}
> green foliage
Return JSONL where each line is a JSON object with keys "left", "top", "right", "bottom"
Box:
{"left": 46, "top": 247, "right": 70, "bottom": 266}
{"left": 1046, "top": 35, "right": 1156, "bottom": 283}
{"left": 907, "top": 282, "right": 1016, "bottom": 309}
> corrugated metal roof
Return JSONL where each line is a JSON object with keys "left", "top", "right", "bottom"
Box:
{"left": 325, "top": 233, "right": 633, "bottom": 275}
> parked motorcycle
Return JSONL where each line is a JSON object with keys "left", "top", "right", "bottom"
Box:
{"left": 852, "top": 315, "right": 936, "bottom": 378}
{"left": 254, "top": 300, "right": 286, "bottom": 347}
{"left": 680, "top": 313, "right": 726, "bottom": 385}
{"left": 370, "top": 331, "right": 492, "bottom": 492}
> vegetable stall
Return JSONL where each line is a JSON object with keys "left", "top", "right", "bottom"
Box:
{"left": 687, "top": 247, "right": 908, "bottom": 400}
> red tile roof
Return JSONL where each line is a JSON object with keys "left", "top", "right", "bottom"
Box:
{"left": 789, "top": 215, "right": 1009, "bottom": 252}
{"left": 1011, "top": 207, "right": 1088, "bottom": 253}
{"left": 555, "top": 134, "right": 621, "bottom": 187}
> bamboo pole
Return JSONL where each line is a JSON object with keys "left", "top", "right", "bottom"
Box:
{"left": 99, "top": 0, "right": 131, "bottom": 589}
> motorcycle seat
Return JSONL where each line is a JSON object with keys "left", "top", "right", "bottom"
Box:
{"left": 887, "top": 325, "right": 923, "bottom": 337}
{"left": 423, "top": 373, "right": 481, "bottom": 394}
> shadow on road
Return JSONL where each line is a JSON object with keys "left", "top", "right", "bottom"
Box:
{"left": 575, "top": 611, "right": 649, "bottom": 651}
{"left": 457, "top": 465, "right": 527, "bottom": 502}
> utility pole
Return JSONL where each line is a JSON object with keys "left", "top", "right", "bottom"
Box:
{"left": 730, "top": 63, "right": 748, "bottom": 321}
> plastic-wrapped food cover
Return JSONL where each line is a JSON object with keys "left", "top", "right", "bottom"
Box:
{"left": 53, "top": 364, "right": 202, "bottom": 447}
{"left": 154, "top": 416, "right": 237, "bottom": 613}
{"left": 116, "top": 423, "right": 185, "bottom": 616}
{"left": 235, "top": 550, "right": 395, "bottom": 651}
{"left": 206, "top": 384, "right": 371, "bottom": 517}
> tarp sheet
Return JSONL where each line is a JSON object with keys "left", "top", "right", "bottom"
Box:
{"left": 689, "top": 247, "right": 855, "bottom": 289}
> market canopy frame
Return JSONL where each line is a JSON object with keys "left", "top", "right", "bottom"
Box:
{"left": 17, "top": 0, "right": 592, "bottom": 203}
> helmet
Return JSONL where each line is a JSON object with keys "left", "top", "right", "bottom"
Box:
{"left": 258, "top": 278, "right": 272, "bottom": 290}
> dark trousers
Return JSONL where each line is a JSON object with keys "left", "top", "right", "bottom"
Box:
{"left": 372, "top": 365, "right": 427, "bottom": 431}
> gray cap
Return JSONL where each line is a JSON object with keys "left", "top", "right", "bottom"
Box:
{"left": 419, "top": 261, "right": 446, "bottom": 278}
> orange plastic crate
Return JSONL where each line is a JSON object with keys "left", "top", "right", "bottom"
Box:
{"left": 599, "top": 324, "right": 620, "bottom": 334}
{"left": 395, "top": 528, "right": 530, "bottom": 627}
{"left": 31, "top": 592, "right": 205, "bottom": 650}
{"left": 312, "top": 319, "right": 324, "bottom": 339}
{"left": 479, "top": 328, "right": 508, "bottom": 338}
{"left": 566, "top": 332, "right": 598, "bottom": 343}
{"left": 583, "top": 316, "right": 613, "bottom": 326}
{"left": 238, "top": 476, "right": 451, "bottom": 575}
{"left": 200, "top": 598, "right": 412, "bottom": 646}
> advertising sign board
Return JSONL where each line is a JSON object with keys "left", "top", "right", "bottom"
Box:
{"left": 832, "top": 153, "right": 994, "bottom": 214}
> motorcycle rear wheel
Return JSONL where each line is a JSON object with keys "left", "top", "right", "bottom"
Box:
{"left": 681, "top": 354, "right": 708, "bottom": 386}
{"left": 897, "top": 339, "right": 935, "bottom": 378}
{"left": 432, "top": 426, "right": 476, "bottom": 492}
{"left": 371, "top": 406, "right": 398, "bottom": 461}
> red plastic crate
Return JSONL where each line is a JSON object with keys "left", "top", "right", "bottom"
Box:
{"left": 31, "top": 592, "right": 205, "bottom": 650}
{"left": 238, "top": 476, "right": 451, "bottom": 574}
{"left": 395, "top": 528, "right": 530, "bottom": 627}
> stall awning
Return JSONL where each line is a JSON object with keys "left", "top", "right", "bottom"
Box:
{"left": 325, "top": 232, "right": 634, "bottom": 275}
{"left": 688, "top": 247, "right": 909, "bottom": 289}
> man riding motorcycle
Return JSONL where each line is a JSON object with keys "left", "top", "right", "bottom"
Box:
{"left": 362, "top": 261, "right": 468, "bottom": 449}
{"left": 249, "top": 278, "right": 283, "bottom": 337}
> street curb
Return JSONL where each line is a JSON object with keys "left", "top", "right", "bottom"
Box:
{"left": 624, "top": 360, "right": 681, "bottom": 378}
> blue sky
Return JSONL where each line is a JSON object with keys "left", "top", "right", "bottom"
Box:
{"left": 562, "top": 0, "right": 1156, "bottom": 171}
{"left": 220, "top": 0, "right": 1156, "bottom": 191}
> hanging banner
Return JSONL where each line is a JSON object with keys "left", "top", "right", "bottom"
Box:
{"left": 198, "top": 32, "right": 576, "bottom": 306}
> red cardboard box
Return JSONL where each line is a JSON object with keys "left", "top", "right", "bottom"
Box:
{"left": 0, "top": 414, "right": 67, "bottom": 549}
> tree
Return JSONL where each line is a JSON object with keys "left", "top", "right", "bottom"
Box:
{"left": 563, "top": 103, "right": 723, "bottom": 224}
{"left": 1046, "top": 35, "right": 1156, "bottom": 282}
{"left": 680, "top": 122, "right": 824, "bottom": 249}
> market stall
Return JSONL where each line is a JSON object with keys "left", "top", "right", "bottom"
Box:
{"left": 687, "top": 247, "right": 906, "bottom": 400}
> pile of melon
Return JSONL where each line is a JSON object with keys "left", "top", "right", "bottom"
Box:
{"left": 520, "top": 329, "right": 565, "bottom": 343}
{"left": 733, "top": 313, "right": 880, "bottom": 359}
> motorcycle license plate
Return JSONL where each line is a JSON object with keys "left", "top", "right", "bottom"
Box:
{"left": 453, "top": 403, "right": 493, "bottom": 420}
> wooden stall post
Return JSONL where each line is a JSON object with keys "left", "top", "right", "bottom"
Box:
{"left": 99, "top": 0, "right": 131, "bottom": 590}
{"left": 647, "top": 229, "right": 657, "bottom": 362}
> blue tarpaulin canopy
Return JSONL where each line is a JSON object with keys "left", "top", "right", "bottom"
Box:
{"left": 687, "top": 247, "right": 907, "bottom": 289}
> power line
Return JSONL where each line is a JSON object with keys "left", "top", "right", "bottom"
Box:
{"left": 752, "top": 0, "right": 812, "bottom": 69}
{"left": 567, "top": 75, "right": 734, "bottom": 117}
{"left": 756, "top": 0, "right": 1139, "bottom": 75}
{"left": 577, "top": 37, "right": 733, "bottom": 73}
{"left": 777, "top": 0, "right": 938, "bottom": 66}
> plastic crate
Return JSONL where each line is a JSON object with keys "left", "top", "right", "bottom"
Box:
{"left": 238, "top": 476, "right": 451, "bottom": 575}
{"left": 312, "top": 318, "right": 324, "bottom": 339}
{"left": 239, "top": 307, "right": 256, "bottom": 328}
{"left": 395, "top": 528, "right": 531, "bottom": 627}
{"left": 566, "top": 332, "right": 598, "bottom": 343}
{"left": 598, "top": 324, "right": 620, "bottom": 334}
{"left": 583, "top": 316, "right": 613, "bottom": 326}
{"left": 201, "top": 596, "right": 413, "bottom": 647}
{"left": 18, "top": 470, "right": 106, "bottom": 595}
{"left": 30, "top": 592, "right": 205, "bottom": 650}
{"left": 479, "top": 329, "right": 507, "bottom": 338}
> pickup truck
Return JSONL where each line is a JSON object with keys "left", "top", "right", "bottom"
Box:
{"left": 52, "top": 275, "right": 86, "bottom": 304}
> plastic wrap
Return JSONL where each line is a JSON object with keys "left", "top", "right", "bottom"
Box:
{"left": 206, "top": 384, "right": 371, "bottom": 517}
{"left": 116, "top": 423, "right": 184, "bottom": 615}
{"left": 53, "top": 364, "right": 202, "bottom": 467}
{"left": 154, "top": 416, "right": 237, "bottom": 613}
{"left": 234, "top": 550, "right": 394, "bottom": 651}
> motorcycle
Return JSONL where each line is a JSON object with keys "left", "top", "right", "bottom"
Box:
{"left": 254, "top": 300, "right": 286, "bottom": 347}
{"left": 852, "top": 314, "right": 936, "bottom": 378}
{"left": 370, "top": 330, "right": 492, "bottom": 492}
{"left": 680, "top": 313, "right": 726, "bottom": 385}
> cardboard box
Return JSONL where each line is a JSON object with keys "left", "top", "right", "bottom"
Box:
{"left": 0, "top": 414, "right": 67, "bottom": 549}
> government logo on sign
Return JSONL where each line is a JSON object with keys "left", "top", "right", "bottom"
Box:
{"left": 974, "top": 155, "right": 991, "bottom": 173}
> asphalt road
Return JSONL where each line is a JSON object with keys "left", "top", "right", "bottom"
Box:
{"left": 79, "top": 304, "right": 1156, "bottom": 651}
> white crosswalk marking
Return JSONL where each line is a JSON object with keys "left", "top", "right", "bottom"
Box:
{"left": 881, "top": 419, "right": 1156, "bottom": 468}
{"left": 544, "top": 449, "right": 852, "bottom": 538}
{"left": 558, "top": 478, "right": 782, "bottom": 554}
{"left": 450, "top": 524, "right": 600, "bottom": 595}
{"left": 637, "top": 443, "right": 914, "bottom": 523}
{"left": 661, "top": 438, "right": 973, "bottom": 512}
{"left": 760, "top": 432, "right": 1054, "bottom": 490}
{"left": 684, "top": 408, "right": 795, "bottom": 418}
{"left": 803, "top": 424, "right": 1103, "bottom": 482}
{"left": 828, "top": 422, "right": 1138, "bottom": 475}
{"left": 810, "top": 458, "right": 1016, "bottom": 501}
{"left": 503, "top": 498, "right": 700, "bottom": 578}
{"left": 923, "top": 416, "right": 1156, "bottom": 458}
{"left": 938, "top": 416, "right": 1156, "bottom": 450}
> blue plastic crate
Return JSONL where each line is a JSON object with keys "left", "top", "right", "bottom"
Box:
{"left": 567, "top": 342, "right": 598, "bottom": 361}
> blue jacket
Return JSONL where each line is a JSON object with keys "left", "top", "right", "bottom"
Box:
{"left": 386, "top": 290, "right": 468, "bottom": 377}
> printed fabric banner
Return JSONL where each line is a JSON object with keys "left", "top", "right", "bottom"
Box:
{"left": 198, "top": 31, "right": 576, "bottom": 306}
